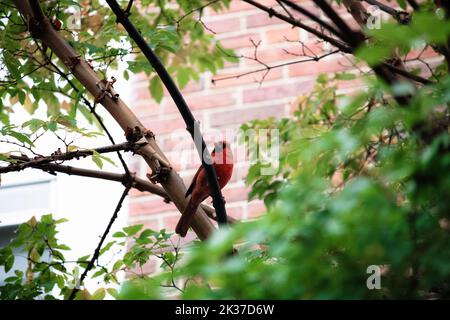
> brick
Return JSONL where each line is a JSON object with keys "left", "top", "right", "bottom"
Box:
{"left": 181, "top": 79, "right": 205, "bottom": 93}
{"left": 162, "top": 214, "right": 182, "bottom": 231}
{"left": 159, "top": 135, "right": 196, "bottom": 154}
{"left": 228, "top": 0, "right": 277, "bottom": 13}
{"left": 208, "top": 0, "right": 293, "bottom": 16}
{"left": 246, "top": 12, "right": 283, "bottom": 29}
{"left": 224, "top": 204, "right": 245, "bottom": 220}
{"left": 222, "top": 185, "right": 250, "bottom": 202}
{"left": 165, "top": 149, "right": 202, "bottom": 172}
{"left": 247, "top": 201, "right": 266, "bottom": 219}
{"left": 336, "top": 78, "right": 364, "bottom": 91}
{"left": 129, "top": 187, "right": 147, "bottom": 198}
{"left": 165, "top": 92, "right": 237, "bottom": 111}
{"left": 229, "top": 162, "right": 251, "bottom": 183}
{"left": 220, "top": 33, "right": 261, "bottom": 50}
{"left": 243, "top": 80, "right": 314, "bottom": 103}
{"left": 209, "top": 104, "right": 286, "bottom": 127}
{"left": 129, "top": 198, "right": 177, "bottom": 216}
{"left": 141, "top": 116, "right": 186, "bottom": 135}
{"left": 142, "top": 219, "right": 162, "bottom": 232}
{"left": 290, "top": 2, "right": 321, "bottom": 21}
{"left": 266, "top": 27, "right": 300, "bottom": 44}
{"left": 203, "top": 17, "right": 241, "bottom": 34}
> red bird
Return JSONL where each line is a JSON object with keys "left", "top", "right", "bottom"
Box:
{"left": 175, "top": 141, "right": 233, "bottom": 237}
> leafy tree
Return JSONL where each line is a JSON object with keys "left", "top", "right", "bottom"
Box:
{"left": 1, "top": 0, "right": 449, "bottom": 299}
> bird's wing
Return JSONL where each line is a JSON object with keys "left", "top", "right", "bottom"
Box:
{"left": 185, "top": 165, "right": 202, "bottom": 197}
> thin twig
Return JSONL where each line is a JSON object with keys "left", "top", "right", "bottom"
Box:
{"left": 0, "top": 141, "right": 142, "bottom": 174}
{"left": 212, "top": 49, "right": 341, "bottom": 84}
{"left": 68, "top": 182, "right": 132, "bottom": 300}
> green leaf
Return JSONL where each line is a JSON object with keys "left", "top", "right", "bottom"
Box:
{"left": 107, "top": 288, "right": 119, "bottom": 299}
{"left": 123, "top": 224, "right": 144, "bottom": 237}
{"left": 100, "top": 241, "right": 115, "bottom": 256}
{"left": 149, "top": 77, "right": 164, "bottom": 103}
{"left": 99, "top": 154, "right": 117, "bottom": 167}
{"left": 92, "top": 269, "right": 106, "bottom": 278}
{"left": 355, "top": 44, "right": 391, "bottom": 66}
{"left": 91, "top": 288, "right": 106, "bottom": 300}
{"left": 91, "top": 150, "right": 103, "bottom": 169}
{"left": 22, "top": 119, "right": 47, "bottom": 133}
{"left": 4, "top": 255, "right": 14, "bottom": 273}
{"left": 56, "top": 244, "right": 71, "bottom": 251}
{"left": 8, "top": 131, "right": 34, "bottom": 146}
{"left": 3, "top": 51, "right": 21, "bottom": 80}
{"left": 112, "top": 231, "right": 126, "bottom": 238}
{"left": 112, "top": 259, "right": 123, "bottom": 271}
{"left": 397, "top": 0, "right": 407, "bottom": 9}
{"left": 18, "top": 90, "right": 26, "bottom": 105}
{"left": 177, "top": 67, "right": 191, "bottom": 89}
{"left": 123, "top": 70, "right": 129, "bottom": 80}
{"left": 335, "top": 72, "right": 356, "bottom": 80}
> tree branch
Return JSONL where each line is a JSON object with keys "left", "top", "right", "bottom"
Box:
{"left": 14, "top": 0, "right": 215, "bottom": 240}
{"left": 105, "top": 0, "right": 229, "bottom": 229}
{"left": 212, "top": 49, "right": 341, "bottom": 84}
{"left": 0, "top": 141, "right": 142, "bottom": 174}
{"left": 242, "top": 0, "right": 353, "bottom": 53}
{"left": 68, "top": 182, "right": 132, "bottom": 300}
{"left": 407, "top": 0, "right": 419, "bottom": 11}
{"left": 362, "top": 0, "right": 410, "bottom": 24}
{"left": 42, "top": 55, "right": 132, "bottom": 176}
{"left": 278, "top": 0, "right": 344, "bottom": 39}
{"left": 313, "top": 0, "right": 364, "bottom": 48}
{"left": 5, "top": 161, "right": 237, "bottom": 224}
{"left": 242, "top": 0, "right": 430, "bottom": 86}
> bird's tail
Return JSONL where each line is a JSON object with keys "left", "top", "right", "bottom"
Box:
{"left": 175, "top": 197, "right": 199, "bottom": 237}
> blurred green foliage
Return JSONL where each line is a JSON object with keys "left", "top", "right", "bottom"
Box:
{"left": 179, "top": 73, "right": 450, "bottom": 299}
{"left": 172, "top": 1, "right": 450, "bottom": 298}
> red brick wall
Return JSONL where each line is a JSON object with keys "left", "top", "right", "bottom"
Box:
{"left": 126, "top": 0, "right": 439, "bottom": 245}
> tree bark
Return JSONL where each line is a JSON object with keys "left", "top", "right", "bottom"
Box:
{"left": 13, "top": 0, "right": 215, "bottom": 240}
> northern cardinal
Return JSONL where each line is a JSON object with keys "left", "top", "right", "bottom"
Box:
{"left": 175, "top": 141, "right": 233, "bottom": 237}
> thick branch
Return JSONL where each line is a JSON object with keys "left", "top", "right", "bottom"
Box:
{"left": 278, "top": 0, "right": 344, "bottom": 39}
{"left": 313, "top": 0, "right": 364, "bottom": 48}
{"left": 362, "top": 0, "right": 410, "bottom": 24}
{"left": 105, "top": 0, "right": 228, "bottom": 228}
{"left": 14, "top": 0, "right": 215, "bottom": 240}
{"left": 407, "top": 0, "right": 419, "bottom": 11}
